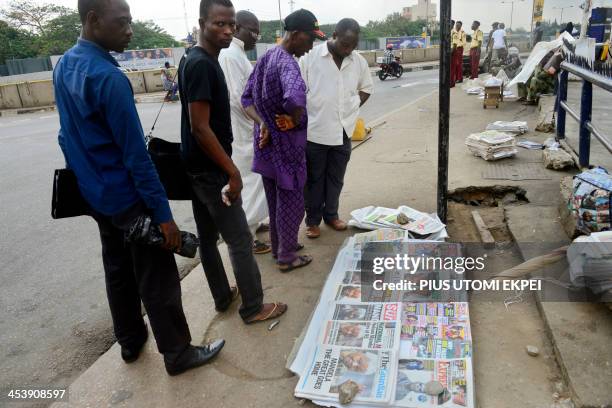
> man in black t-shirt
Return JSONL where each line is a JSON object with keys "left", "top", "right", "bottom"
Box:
{"left": 178, "top": 0, "right": 287, "bottom": 324}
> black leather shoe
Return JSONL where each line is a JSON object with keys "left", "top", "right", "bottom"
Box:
{"left": 121, "top": 330, "right": 148, "bottom": 364}
{"left": 164, "top": 340, "right": 225, "bottom": 376}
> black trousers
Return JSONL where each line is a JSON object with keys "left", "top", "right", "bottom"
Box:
{"left": 92, "top": 202, "right": 191, "bottom": 357}
{"left": 189, "top": 172, "right": 264, "bottom": 321}
{"left": 305, "top": 132, "right": 352, "bottom": 226}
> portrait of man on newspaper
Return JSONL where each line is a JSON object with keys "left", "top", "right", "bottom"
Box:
{"left": 329, "top": 350, "right": 378, "bottom": 395}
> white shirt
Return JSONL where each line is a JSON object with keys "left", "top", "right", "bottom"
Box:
{"left": 218, "top": 38, "right": 268, "bottom": 231}
{"left": 492, "top": 29, "right": 506, "bottom": 49}
{"left": 299, "top": 43, "right": 374, "bottom": 146}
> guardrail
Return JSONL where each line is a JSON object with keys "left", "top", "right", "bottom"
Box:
{"left": 556, "top": 59, "right": 612, "bottom": 168}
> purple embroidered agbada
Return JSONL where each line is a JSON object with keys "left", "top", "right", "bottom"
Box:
{"left": 241, "top": 46, "right": 308, "bottom": 191}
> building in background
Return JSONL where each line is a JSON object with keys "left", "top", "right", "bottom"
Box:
{"left": 402, "top": 0, "right": 437, "bottom": 22}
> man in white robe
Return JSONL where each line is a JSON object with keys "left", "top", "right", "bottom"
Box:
{"left": 218, "top": 10, "right": 270, "bottom": 254}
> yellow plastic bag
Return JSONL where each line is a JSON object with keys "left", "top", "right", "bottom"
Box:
{"left": 352, "top": 118, "right": 367, "bottom": 141}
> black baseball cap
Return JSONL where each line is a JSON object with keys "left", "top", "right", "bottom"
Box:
{"left": 283, "top": 9, "right": 327, "bottom": 40}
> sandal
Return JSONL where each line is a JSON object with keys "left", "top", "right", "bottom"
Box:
{"left": 245, "top": 302, "right": 288, "bottom": 324}
{"left": 253, "top": 240, "right": 272, "bottom": 255}
{"left": 215, "top": 286, "right": 240, "bottom": 312}
{"left": 272, "top": 243, "right": 304, "bottom": 259}
{"left": 278, "top": 255, "right": 312, "bottom": 273}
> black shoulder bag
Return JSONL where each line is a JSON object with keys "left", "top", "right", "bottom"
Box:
{"left": 145, "top": 57, "right": 192, "bottom": 201}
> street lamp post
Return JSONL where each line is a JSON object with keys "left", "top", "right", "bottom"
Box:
{"left": 501, "top": 0, "right": 525, "bottom": 30}
{"left": 553, "top": 5, "right": 575, "bottom": 23}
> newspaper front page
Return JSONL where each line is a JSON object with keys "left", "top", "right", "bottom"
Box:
{"left": 295, "top": 345, "right": 397, "bottom": 405}
{"left": 394, "top": 358, "right": 474, "bottom": 407}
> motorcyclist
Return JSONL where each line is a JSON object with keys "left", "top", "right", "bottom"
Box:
{"left": 384, "top": 44, "right": 400, "bottom": 75}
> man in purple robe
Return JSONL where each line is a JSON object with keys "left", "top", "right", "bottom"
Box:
{"left": 242, "top": 9, "right": 326, "bottom": 272}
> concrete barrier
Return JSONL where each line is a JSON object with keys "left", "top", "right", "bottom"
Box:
{"left": 125, "top": 71, "right": 147, "bottom": 94}
{"left": 425, "top": 47, "right": 440, "bottom": 61}
{"left": 359, "top": 51, "right": 376, "bottom": 67}
{"left": 0, "top": 83, "right": 23, "bottom": 109}
{"left": 401, "top": 48, "right": 426, "bottom": 63}
{"left": 143, "top": 69, "right": 164, "bottom": 93}
{"left": 16, "top": 80, "right": 54, "bottom": 108}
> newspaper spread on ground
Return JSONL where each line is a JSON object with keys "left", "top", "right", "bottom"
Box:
{"left": 321, "top": 321, "right": 401, "bottom": 349}
{"left": 348, "top": 206, "right": 447, "bottom": 238}
{"left": 295, "top": 346, "right": 397, "bottom": 405}
{"left": 329, "top": 303, "right": 401, "bottom": 322}
{"left": 290, "top": 237, "right": 475, "bottom": 408}
{"left": 394, "top": 358, "right": 474, "bottom": 407}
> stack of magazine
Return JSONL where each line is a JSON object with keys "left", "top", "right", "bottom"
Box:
{"left": 291, "top": 234, "right": 475, "bottom": 408}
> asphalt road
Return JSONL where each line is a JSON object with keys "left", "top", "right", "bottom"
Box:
{"left": 0, "top": 68, "right": 439, "bottom": 396}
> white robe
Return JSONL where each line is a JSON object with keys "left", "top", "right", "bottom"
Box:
{"left": 219, "top": 38, "right": 268, "bottom": 233}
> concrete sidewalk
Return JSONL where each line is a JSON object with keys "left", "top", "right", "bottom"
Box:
{"left": 51, "top": 85, "right": 608, "bottom": 408}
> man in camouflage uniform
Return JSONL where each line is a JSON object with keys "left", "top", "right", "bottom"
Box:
{"left": 519, "top": 50, "right": 563, "bottom": 105}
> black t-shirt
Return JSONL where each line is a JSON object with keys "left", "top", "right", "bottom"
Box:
{"left": 178, "top": 46, "right": 233, "bottom": 174}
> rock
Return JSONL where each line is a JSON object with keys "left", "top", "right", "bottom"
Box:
{"left": 536, "top": 95, "right": 556, "bottom": 133}
{"left": 526, "top": 345, "right": 540, "bottom": 357}
{"left": 543, "top": 149, "right": 575, "bottom": 170}
{"left": 556, "top": 398, "right": 575, "bottom": 408}
{"left": 338, "top": 380, "right": 360, "bottom": 405}
{"left": 397, "top": 212, "right": 410, "bottom": 225}
{"left": 424, "top": 381, "right": 445, "bottom": 396}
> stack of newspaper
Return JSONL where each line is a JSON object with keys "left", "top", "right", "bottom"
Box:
{"left": 465, "top": 130, "right": 517, "bottom": 161}
{"left": 486, "top": 121, "right": 529, "bottom": 135}
{"left": 567, "top": 231, "right": 612, "bottom": 294}
{"left": 291, "top": 234, "right": 475, "bottom": 408}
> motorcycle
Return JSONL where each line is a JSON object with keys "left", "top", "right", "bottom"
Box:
{"left": 377, "top": 56, "right": 403, "bottom": 81}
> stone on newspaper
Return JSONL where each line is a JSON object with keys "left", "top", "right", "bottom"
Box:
{"left": 397, "top": 212, "right": 410, "bottom": 225}
{"left": 338, "top": 380, "right": 360, "bottom": 405}
{"left": 543, "top": 149, "right": 574, "bottom": 170}
{"left": 424, "top": 381, "right": 445, "bottom": 396}
{"left": 526, "top": 345, "right": 540, "bottom": 357}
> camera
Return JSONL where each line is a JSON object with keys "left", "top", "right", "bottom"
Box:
{"left": 125, "top": 215, "right": 199, "bottom": 258}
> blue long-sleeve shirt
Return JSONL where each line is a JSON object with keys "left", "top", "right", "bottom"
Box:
{"left": 54, "top": 39, "right": 172, "bottom": 223}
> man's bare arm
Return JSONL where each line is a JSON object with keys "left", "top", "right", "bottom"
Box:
{"left": 189, "top": 100, "right": 242, "bottom": 201}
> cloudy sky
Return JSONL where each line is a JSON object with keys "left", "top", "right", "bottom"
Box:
{"left": 2, "top": 0, "right": 611, "bottom": 38}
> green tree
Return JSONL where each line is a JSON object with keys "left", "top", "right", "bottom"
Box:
{"left": 38, "top": 12, "right": 81, "bottom": 55}
{"left": 129, "top": 20, "right": 181, "bottom": 49}
{"left": 1, "top": 0, "right": 70, "bottom": 36}
{"left": 0, "top": 19, "right": 37, "bottom": 63}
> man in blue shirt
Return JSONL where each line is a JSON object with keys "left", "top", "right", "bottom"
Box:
{"left": 54, "top": 0, "right": 224, "bottom": 376}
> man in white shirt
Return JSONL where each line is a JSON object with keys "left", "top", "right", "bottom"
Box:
{"left": 491, "top": 22, "right": 508, "bottom": 63}
{"left": 218, "top": 10, "right": 270, "bottom": 254}
{"left": 299, "top": 18, "right": 374, "bottom": 239}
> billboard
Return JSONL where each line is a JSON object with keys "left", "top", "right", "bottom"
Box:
{"left": 532, "top": 0, "right": 545, "bottom": 23}
{"left": 386, "top": 36, "right": 427, "bottom": 49}
{"left": 110, "top": 48, "right": 175, "bottom": 70}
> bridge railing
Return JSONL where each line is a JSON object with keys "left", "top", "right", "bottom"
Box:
{"left": 556, "top": 60, "right": 612, "bottom": 168}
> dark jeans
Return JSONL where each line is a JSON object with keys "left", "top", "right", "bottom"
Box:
{"left": 189, "top": 172, "right": 264, "bottom": 320}
{"left": 91, "top": 202, "right": 191, "bottom": 357}
{"left": 305, "top": 132, "right": 352, "bottom": 226}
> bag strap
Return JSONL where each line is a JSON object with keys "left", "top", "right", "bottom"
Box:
{"left": 145, "top": 56, "right": 184, "bottom": 145}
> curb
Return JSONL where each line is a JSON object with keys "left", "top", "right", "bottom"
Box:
{"left": 0, "top": 105, "right": 56, "bottom": 117}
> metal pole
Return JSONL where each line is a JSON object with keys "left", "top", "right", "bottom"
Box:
{"left": 511, "top": 1, "right": 514, "bottom": 30}
{"left": 579, "top": 80, "right": 593, "bottom": 167}
{"left": 437, "top": 0, "right": 451, "bottom": 223}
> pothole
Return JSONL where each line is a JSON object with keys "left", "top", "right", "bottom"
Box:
{"left": 448, "top": 186, "right": 529, "bottom": 207}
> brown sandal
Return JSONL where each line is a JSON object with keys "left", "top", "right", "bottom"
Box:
{"left": 245, "top": 302, "right": 288, "bottom": 324}
{"left": 278, "top": 255, "right": 312, "bottom": 273}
